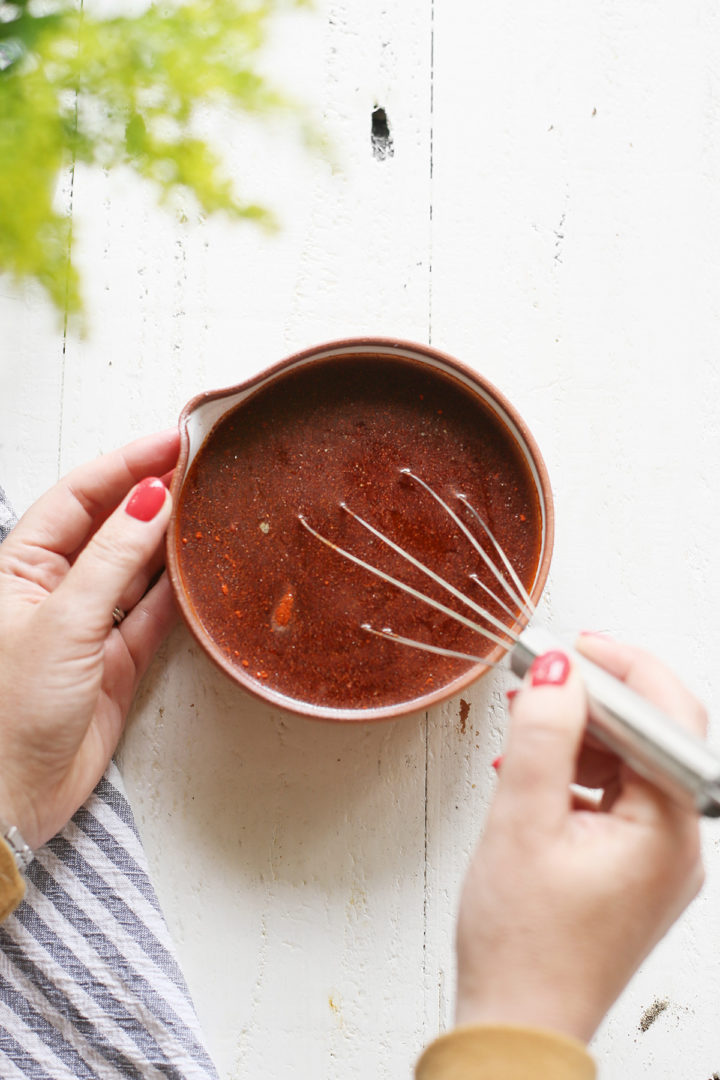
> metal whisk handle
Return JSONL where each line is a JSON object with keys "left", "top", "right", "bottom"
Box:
{"left": 510, "top": 626, "right": 720, "bottom": 818}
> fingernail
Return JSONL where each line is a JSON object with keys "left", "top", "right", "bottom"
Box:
{"left": 579, "top": 630, "right": 606, "bottom": 637}
{"left": 125, "top": 477, "right": 167, "bottom": 521}
{"left": 505, "top": 688, "right": 519, "bottom": 702}
{"left": 492, "top": 755, "right": 504, "bottom": 771}
{"left": 529, "top": 650, "right": 570, "bottom": 687}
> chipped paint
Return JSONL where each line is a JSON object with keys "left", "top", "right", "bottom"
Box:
{"left": 639, "top": 998, "right": 669, "bottom": 1033}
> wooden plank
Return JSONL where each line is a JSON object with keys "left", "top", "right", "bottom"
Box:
{"left": 0, "top": 287, "right": 66, "bottom": 511}
{"left": 58, "top": 1, "right": 435, "bottom": 1075}
{"left": 430, "top": 2, "right": 720, "bottom": 1076}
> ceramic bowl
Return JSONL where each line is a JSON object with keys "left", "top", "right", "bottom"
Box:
{"left": 166, "top": 337, "right": 554, "bottom": 720}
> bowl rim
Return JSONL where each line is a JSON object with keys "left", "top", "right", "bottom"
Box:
{"left": 166, "top": 336, "right": 555, "bottom": 721}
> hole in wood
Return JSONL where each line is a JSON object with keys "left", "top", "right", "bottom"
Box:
{"left": 371, "top": 106, "right": 394, "bottom": 160}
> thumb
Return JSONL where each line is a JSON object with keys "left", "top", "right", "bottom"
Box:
{"left": 494, "top": 651, "right": 588, "bottom": 834}
{"left": 51, "top": 477, "right": 172, "bottom": 639}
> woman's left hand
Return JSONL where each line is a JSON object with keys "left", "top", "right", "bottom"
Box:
{"left": 0, "top": 429, "right": 179, "bottom": 851}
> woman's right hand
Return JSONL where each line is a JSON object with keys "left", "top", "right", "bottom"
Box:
{"left": 455, "top": 635, "right": 706, "bottom": 1043}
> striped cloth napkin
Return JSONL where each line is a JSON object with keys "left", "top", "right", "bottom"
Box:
{"left": 0, "top": 484, "right": 220, "bottom": 1080}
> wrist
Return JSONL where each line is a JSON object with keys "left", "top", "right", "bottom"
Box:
{"left": 0, "top": 820, "right": 33, "bottom": 875}
{"left": 455, "top": 989, "right": 597, "bottom": 1045}
{"left": 0, "top": 770, "right": 42, "bottom": 852}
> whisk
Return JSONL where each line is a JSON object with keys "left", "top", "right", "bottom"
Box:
{"left": 300, "top": 468, "right": 720, "bottom": 818}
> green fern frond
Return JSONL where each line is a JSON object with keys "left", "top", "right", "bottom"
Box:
{"left": 0, "top": 0, "right": 307, "bottom": 315}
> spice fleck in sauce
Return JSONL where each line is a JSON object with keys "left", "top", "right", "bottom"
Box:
{"left": 176, "top": 356, "right": 543, "bottom": 711}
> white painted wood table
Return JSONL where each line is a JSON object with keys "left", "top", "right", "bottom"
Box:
{"left": 3, "top": 2, "right": 720, "bottom": 1077}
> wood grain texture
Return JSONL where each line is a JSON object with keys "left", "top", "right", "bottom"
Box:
{"left": 2, "top": 1, "right": 720, "bottom": 1077}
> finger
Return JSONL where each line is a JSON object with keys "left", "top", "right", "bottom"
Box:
{"left": 576, "top": 635, "right": 707, "bottom": 824}
{"left": 493, "top": 651, "right": 588, "bottom": 834}
{"left": 575, "top": 633, "right": 707, "bottom": 736}
{"left": 105, "top": 574, "right": 178, "bottom": 717}
{"left": 575, "top": 741, "right": 622, "bottom": 790}
{"left": 5, "top": 430, "right": 179, "bottom": 559}
{"left": 494, "top": 745, "right": 615, "bottom": 811}
{"left": 609, "top": 768, "right": 695, "bottom": 827}
{"left": 48, "top": 477, "right": 172, "bottom": 641}
{"left": 598, "top": 778, "right": 623, "bottom": 812}
{"left": 119, "top": 573, "right": 177, "bottom": 677}
{"left": 574, "top": 743, "right": 625, "bottom": 812}
{"left": 68, "top": 463, "right": 181, "bottom": 568}
{"left": 114, "top": 537, "right": 167, "bottom": 617}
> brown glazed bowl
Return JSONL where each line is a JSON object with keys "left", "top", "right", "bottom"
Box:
{"left": 166, "top": 338, "right": 554, "bottom": 721}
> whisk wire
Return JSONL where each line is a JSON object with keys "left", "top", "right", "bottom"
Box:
{"left": 298, "top": 469, "right": 542, "bottom": 661}
{"left": 339, "top": 501, "right": 515, "bottom": 641}
{"left": 361, "top": 624, "right": 492, "bottom": 666}
{"left": 458, "top": 493, "right": 535, "bottom": 616}
{"left": 469, "top": 573, "right": 523, "bottom": 623}
{"left": 298, "top": 514, "right": 516, "bottom": 651}
{"left": 400, "top": 470, "right": 534, "bottom": 619}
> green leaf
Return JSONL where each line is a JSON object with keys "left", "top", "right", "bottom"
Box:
{"left": 0, "top": 0, "right": 310, "bottom": 317}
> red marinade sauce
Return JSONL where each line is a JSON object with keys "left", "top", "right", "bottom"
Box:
{"left": 176, "top": 355, "right": 543, "bottom": 711}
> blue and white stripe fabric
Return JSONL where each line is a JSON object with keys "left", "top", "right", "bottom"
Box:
{"left": 0, "top": 485, "right": 219, "bottom": 1079}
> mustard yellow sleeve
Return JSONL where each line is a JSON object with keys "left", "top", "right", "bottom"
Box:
{"left": 416, "top": 1025, "right": 596, "bottom": 1080}
{"left": 0, "top": 836, "right": 25, "bottom": 921}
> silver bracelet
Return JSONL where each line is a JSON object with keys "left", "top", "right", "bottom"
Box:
{"left": 0, "top": 821, "right": 33, "bottom": 874}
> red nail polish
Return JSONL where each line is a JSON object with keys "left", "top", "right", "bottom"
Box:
{"left": 492, "top": 755, "right": 504, "bottom": 771}
{"left": 505, "top": 688, "right": 519, "bottom": 702}
{"left": 125, "top": 477, "right": 167, "bottom": 522}
{"left": 529, "top": 650, "right": 570, "bottom": 687}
